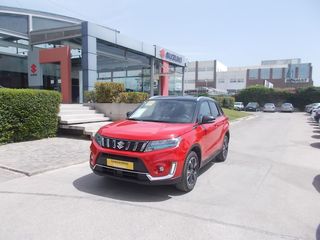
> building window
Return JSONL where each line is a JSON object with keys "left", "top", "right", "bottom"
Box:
{"left": 272, "top": 68, "right": 282, "bottom": 79}
{"left": 248, "top": 69, "right": 258, "bottom": 80}
{"left": 0, "top": 13, "right": 28, "bottom": 34}
{"left": 298, "top": 64, "right": 310, "bottom": 79}
{"left": 260, "top": 69, "right": 270, "bottom": 79}
{"left": 32, "top": 17, "right": 75, "bottom": 31}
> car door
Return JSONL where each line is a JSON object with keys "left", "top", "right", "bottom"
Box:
{"left": 197, "top": 101, "right": 219, "bottom": 161}
{"left": 208, "top": 101, "right": 226, "bottom": 153}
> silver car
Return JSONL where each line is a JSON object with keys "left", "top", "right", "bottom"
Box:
{"left": 263, "top": 103, "right": 276, "bottom": 112}
{"left": 280, "top": 103, "right": 294, "bottom": 112}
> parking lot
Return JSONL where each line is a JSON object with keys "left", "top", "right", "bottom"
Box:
{"left": 0, "top": 112, "right": 319, "bottom": 240}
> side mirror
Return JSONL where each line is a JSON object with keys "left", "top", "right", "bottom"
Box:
{"left": 126, "top": 111, "right": 132, "bottom": 118}
{"left": 201, "top": 115, "right": 215, "bottom": 124}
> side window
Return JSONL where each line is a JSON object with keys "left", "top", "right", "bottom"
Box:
{"left": 198, "top": 101, "right": 212, "bottom": 120}
{"left": 209, "top": 101, "right": 220, "bottom": 118}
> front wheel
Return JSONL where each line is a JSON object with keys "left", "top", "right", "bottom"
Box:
{"left": 176, "top": 151, "right": 199, "bottom": 192}
{"left": 216, "top": 135, "right": 229, "bottom": 162}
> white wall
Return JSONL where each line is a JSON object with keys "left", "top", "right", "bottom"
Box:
{"left": 216, "top": 69, "right": 247, "bottom": 91}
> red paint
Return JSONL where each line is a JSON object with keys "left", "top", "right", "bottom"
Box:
{"left": 89, "top": 97, "right": 229, "bottom": 188}
{"left": 160, "top": 61, "right": 169, "bottom": 96}
{"left": 39, "top": 46, "right": 71, "bottom": 103}
{"left": 31, "top": 64, "right": 37, "bottom": 74}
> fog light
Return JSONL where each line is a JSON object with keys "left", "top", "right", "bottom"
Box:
{"left": 158, "top": 166, "right": 165, "bottom": 172}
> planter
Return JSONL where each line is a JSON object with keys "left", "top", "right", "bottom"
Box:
{"left": 84, "top": 103, "right": 140, "bottom": 121}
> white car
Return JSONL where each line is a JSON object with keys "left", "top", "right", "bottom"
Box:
{"left": 234, "top": 102, "right": 244, "bottom": 111}
{"left": 263, "top": 103, "right": 276, "bottom": 112}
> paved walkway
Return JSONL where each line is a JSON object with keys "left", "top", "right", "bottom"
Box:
{"left": 0, "top": 137, "right": 90, "bottom": 177}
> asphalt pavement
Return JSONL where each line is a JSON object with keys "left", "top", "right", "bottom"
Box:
{"left": 0, "top": 112, "right": 319, "bottom": 240}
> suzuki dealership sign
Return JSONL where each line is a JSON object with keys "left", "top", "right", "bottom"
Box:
{"left": 27, "top": 49, "right": 43, "bottom": 87}
{"left": 155, "top": 46, "right": 186, "bottom": 66}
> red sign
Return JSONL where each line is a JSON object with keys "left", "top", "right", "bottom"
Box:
{"left": 31, "top": 64, "right": 37, "bottom": 74}
{"left": 159, "top": 48, "right": 166, "bottom": 59}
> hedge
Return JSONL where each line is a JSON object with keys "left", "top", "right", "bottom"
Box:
{"left": 212, "top": 96, "right": 235, "bottom": 109}
{"left": 235, "top": 85, "right": 320, "bottom": 110}
{"left": 95, "top": 82, "right": 125, "bottom": 103}
{"left": 0, "top": 89, "right": 61, "bottom": 144}
{"left": 117, "top": 92, "right": 149, "bottom": 103}
{"left": 85, "top": 82, "right": 149, "bottom": 104}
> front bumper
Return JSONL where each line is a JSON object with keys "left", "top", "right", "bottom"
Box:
{"left": 91, "top": 163, "right": 181, "bottom": 185}
{"left": 90, "top": 140, "right": 185, "bottom": 185}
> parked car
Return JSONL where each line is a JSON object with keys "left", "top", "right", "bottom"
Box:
{"left": 305, "top": 103, "right": 320, "bottom": 113}
{"left": 245, "top": 102, "right": 260, "bottom": 111}
{"left": 313, "top": 108, "right": 320, "bottom": 123}
{"left": 90, "top": 96, "right": 230, "bottom": 192}
{"left": 280, "top": 103, "right": 294, "bottom": 113}
{"left": 311, "top": 106, "right": 320, "bottom": 120}
{"left": 263, "top": 103, "right": 276, "bottom": 112}
{"left": 234, "top": 102, "right": 244, "bottom": 111}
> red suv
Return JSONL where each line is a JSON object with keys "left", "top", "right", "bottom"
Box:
{"left": 90, "top": 96, "right": 230, "bottom": 192}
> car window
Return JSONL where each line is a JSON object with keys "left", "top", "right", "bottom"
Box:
{"left": 198, "top": 101, "right": 212, "bottom": 120}
{"left": 208, "top": 101, "right": 220, "bottom": 118}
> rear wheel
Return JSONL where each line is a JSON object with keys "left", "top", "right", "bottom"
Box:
{"left": 176, "top": 151, "right": 199, "bottom": 192}
{"left": 216, "top": 135, "right": 229, "bottom": 162}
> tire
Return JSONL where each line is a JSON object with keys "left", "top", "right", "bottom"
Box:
{"left": 176, "top": 151, "right": 199, "bottom": 192}
{"left": 216, "top": 135, "right": 229, "bottom": 162}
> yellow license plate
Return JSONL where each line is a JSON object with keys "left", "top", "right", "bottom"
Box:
{"left": 106, "top": 158, "right": 134, "bottom": 170}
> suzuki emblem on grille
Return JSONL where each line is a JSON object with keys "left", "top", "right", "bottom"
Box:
{"left": 117, "top": 141, "right": 125, "bottom": 149}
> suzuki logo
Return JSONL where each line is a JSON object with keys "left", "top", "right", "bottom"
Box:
{"left": 117, "top": 141, "right": 125, "bottom": 149}
{"left": 31, "top": 64, "right": 37, "bottom": 74}
{"left": 159, "top": 48, "right": 166, "bottom": 59}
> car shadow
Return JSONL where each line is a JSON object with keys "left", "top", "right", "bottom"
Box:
{"left": 312, "top": 135, "right": 320, "bottom": 139}
{"left": 317, "top": 224, "right": 320, "bottom": 240}
{"left": 73, "top": 173, "right": 184, "bottom": 202}
{"left": 73, "top": 162, "right": 217, "bottom": 203}
{"left": 310, "top": 143, "right": 320, "bottom": 149}
{"left": 313, "top": 175, "right": 320, "bottom": 193}
{"left": 313, "top": 130, "right": 320, "bottom": 134}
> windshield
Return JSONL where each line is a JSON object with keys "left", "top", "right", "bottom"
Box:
{"left": 235, "top": 102, "right": 243, "bottom": 105}
{"left": 129, "top": 99, "right": 197, "bottom": 123}
{"left": 282, "top": 103, "right": 292, "bottom": 107}
{"left": 247, "top": 102, "right": 257, "bottom": 107}
{"left": 264, "top": 103, "right": 275, "bottom": 107}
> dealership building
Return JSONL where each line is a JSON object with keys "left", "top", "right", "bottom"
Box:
{"left": 185, "top": 58, "right": 313, "bottom": 94}
{"left": 0, "top": 6, "right": 186, "bottom": 103}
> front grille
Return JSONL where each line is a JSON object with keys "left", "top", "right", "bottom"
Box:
{"left": 103, "top": 137, "right": 148, "bottom": 152}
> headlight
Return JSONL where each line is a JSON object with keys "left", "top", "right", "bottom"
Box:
{"left": 145, "top": 137, "right": 181, "bottom": 152}
{"left": 94, "top": 132, "right": 104, "bottom": 146}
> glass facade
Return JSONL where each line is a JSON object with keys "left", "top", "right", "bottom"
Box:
{"left": 272, "top": 68, "right": 282, "bottom": 79}
{"left": 32, "top": 17, "right": 75, "bottom": 31}
{"left": 0, "top": 54, "right": 28, "bottom": 88}
{"left": 248, "top": 69, "right": 258, "bottom": 80}
{"left": 0, "top": 13, "right": 28, "bottom": 34}
{"left": 260, "top": 68, "right": 270, "bottom": 79}
{"left": 96, "top": 39, "right": 151, "bottom": 93}
{"left": 168, "top": 65, "right": 183, "bottom": 95}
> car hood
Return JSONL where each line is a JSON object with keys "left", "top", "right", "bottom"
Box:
{"left": 99, "top": 120, "right": 195, "bottom": 140}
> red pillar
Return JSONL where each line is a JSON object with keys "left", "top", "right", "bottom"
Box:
{"left": 39, "top": 46, "right": 71, "bottom": 103}
{"left": 160, "top": 61, "right": 169, "bottom": 96}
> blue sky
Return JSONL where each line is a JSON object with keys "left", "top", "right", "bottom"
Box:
{"left": 2, "top": 0, "right": 319, "bottom": 85}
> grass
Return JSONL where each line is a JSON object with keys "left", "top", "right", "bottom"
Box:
{"left": 222, "top": 108, "right": 251, "bottom": 121}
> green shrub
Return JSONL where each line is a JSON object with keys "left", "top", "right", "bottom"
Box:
{"left": 95, "top": 82, "right": 125, "bottom": 103}
{"left": 235, "top": 85, "right": 320, "bottom": 110}
{"left": 212, "top": 96, "right": 235, "bottom": 109}
{"left": 288, "top": 87, "right": 320, "bottom": 110}
{"left": 117, "top": 92, "right": 149, "bottom": 103}
{"left": 0, "top": 89, "right": 61, "bottom": 144}
{"left": 84, "top": 90, "right": 96, "bottom": 103}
